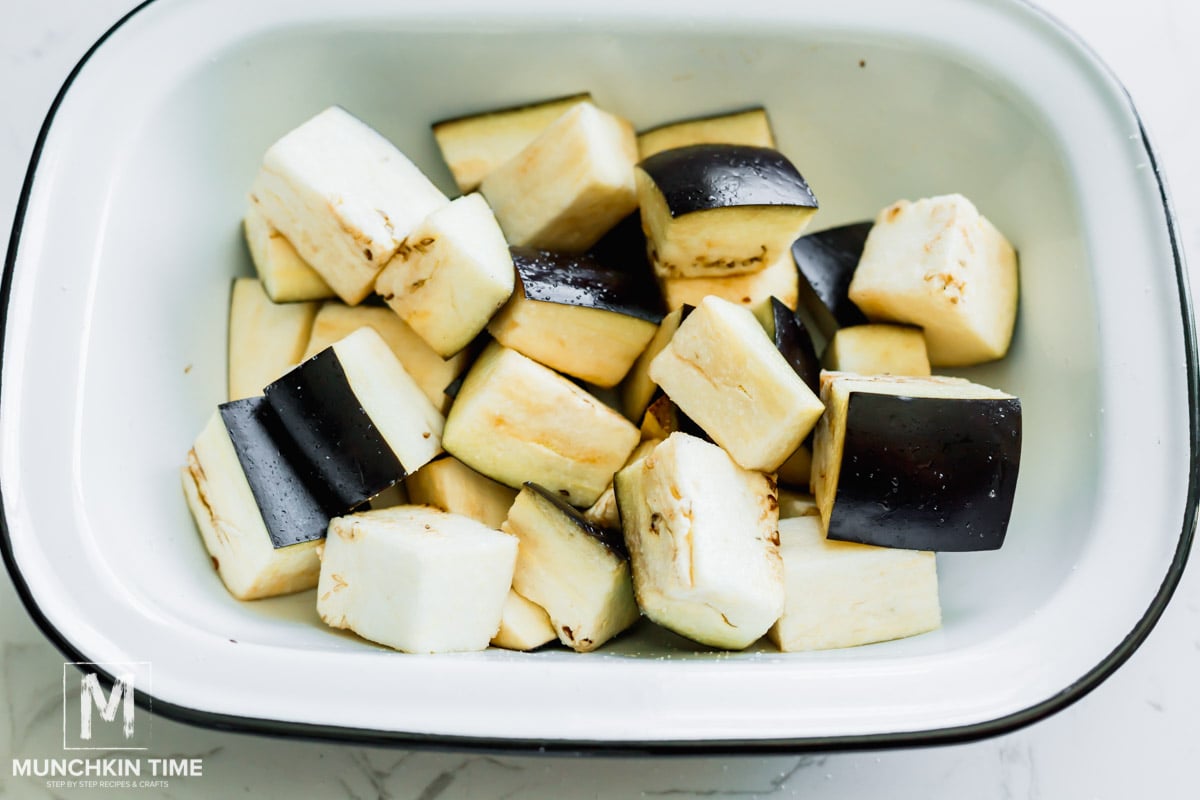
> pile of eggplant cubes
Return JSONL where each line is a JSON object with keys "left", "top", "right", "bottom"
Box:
{"left": 183, "top": 94, "right": 1022, "bottom": 655}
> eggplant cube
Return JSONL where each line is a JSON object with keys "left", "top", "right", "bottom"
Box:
{"left": 317, "top": 507, "right": 517, "bottom": 654}
{"left": 620, "top": 306, "right": 688, "bottom": 421}
{"left": 649, "top": 296, "right": 825, "bottom": 472}
{"left": 227, "top": 278, "right": 318, "bottom": 401}
{"left": 755, "top": 296, "right": 821, "bottom": 395}
{"left": 243, "top": 203, "right": 335, "bottom": 303}
{"left": 791, "top": 221, "right": 872, "bottom": 340}
{"left": 487, "top": 248, "right": 661, "bottom": 388}
{"left": 182, "top": 398, "right": 333, "bottom": 600}
{"left": 823, "top": 324, "right": 932, "bottom": 377}
{"left": 250, "top": 106, "right": 448, "bottom": 305}
{"left": 503, "top": 484, "right": 640, "bottom": 652}
{"left": 768, "top": 516, "right": 941, "bottom": 652}
{"left": 637, "top": 107, "right": 775, "bottom": 160}
{"left": 615, "top": 433, "right": 784, "bottom": 649}
{"left": 491, "top": 589, "right": 558, "bottom": 651}
{"left": 375, "top": 194, "right": 515, "bottom": 357}
{"left": 433, "top": 93, "right": 592, "bottom": 193}
{"left": 480, "top": 102, "right": 639, "bottom": 253}
{"left": 637, "top": 144, "right": 818, "bottom": 279}
{"left": 659, "top": 248, "right": 799, "bottom": 313}
{"left": 405, "top": 456, "right": 519, "bottom": 530}
{"left": 812, "top": 372, "right": 1022, "bottom": 551}
{"left": 265, "top": 327, "right": 444, "bottom": 509}
{"left": 848, "top": 194, "right": 1018, "bottom": 366}
{"left": 442, "top": 343, "right": 640, "bottom": 506}
{"left": 303, "top": 303, "right": 470, "bottom": 415}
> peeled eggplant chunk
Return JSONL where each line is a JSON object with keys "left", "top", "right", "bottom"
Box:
{"left": 405, "top": 455, "right": 518, "bottom": 530}
{"left": 264, "top": 327, "right": 444, "bottom": 509}
{"left": 442, "top": 342, "right": 640, "bottom": 507}
{"left": 812, "top": 373, "right": 1021, "bottom": 552}
{"left": 615, "top": 433, "right": 784, "bottom": 650}
{"left": 227, "top": 278, "right": 318, "bottom": 401}
{"left": 620, "top": 305, "right": 691, "bottom": 421}
{"left": 848, "top": 194, "right": 1018, "bottom": 366}
{"left": 433, "top": 93, "right": 592, "bottom": 193}
{"left": 791, "top": 222, "right": 872, "bottom": 340}
{"left": 491, "top": 589, "right": 558, "bottom": 651}
{"left": 243, "top": 204, "right": 335, "bottom": 303}
{"left": 480, "top": 102, "right": 639, "bottom": 253}
{"left": 488, "top": 247, "right": 661, "bottom": 387}
{"left": 637, "top": 144, "right": 818, "bottom": 279}
{"left": 823, "top": 324, "right": 931, "bottom": 377}
{"left": 182, "top": 397, "right": 333, "bottom": 600}
{"left": 637, "top": 107, "right": 775, "bottom": 160}
{"left": 503, "top": 483, "right": 640, "bottom": 652}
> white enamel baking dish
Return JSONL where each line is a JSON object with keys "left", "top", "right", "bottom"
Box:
{"left": 1, "top": 0, "right": 1194, "bottom": 751}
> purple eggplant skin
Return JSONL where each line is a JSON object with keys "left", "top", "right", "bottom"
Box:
{"left": 768, "top": 297, "right": 821, "bottom": 396}
{"left": 588, "top": 212, "right": 652, "bottom": 275}
{"left": 219, "top": 397, "right": 340, "bottom": 548}
{"left": 639, "top": 144, "right": 818, "bottom": 217}
{"left": 510, "top": 246, "right": 665, "bottom": 324}
{"left": 263, "top": 349, "right": 405, "bottom": 510}
{"left": 524, "top": 482, "right": 629, "bottom": 560}
{"left": 827, "top": 393, "right": 1022, "bottom": 552}
{"left": 791, "top": 222, "right": 872, "bottom": 339}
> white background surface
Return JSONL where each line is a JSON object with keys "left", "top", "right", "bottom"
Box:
{"left": 2, "top": 1, "right": 1199, "bottom": 797}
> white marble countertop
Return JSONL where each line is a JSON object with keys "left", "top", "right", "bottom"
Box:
{"left": 3, "top": 1, "right": 1199, "bottom": 797}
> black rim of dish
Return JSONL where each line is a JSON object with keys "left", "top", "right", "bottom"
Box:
{"left": 1, "top": 0, "right": 1195, "bottom": 756}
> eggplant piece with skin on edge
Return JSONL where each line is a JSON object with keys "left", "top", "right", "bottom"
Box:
{"left": 264, "top": 327, "right": 444, "bottom": 510}
{"left": 637, "top": 144, "right": 818, "bottom": 279}
{"left": 488, "top": 247, "right": 662, "bottom": 388}
{"left": 812, "top": 372, "right": 1022, "bottom": 552}
{"left": 182, "top": 397, "right": 337, "bottom": 600}
{"left": 433, "top": 93, "right": 593, "bottom": 193}
{"left": 503, "top": 483, "right": 640, "bottom": 652}
{"left": 791, "top": 221, "right": 872, "bottom": 340}
{"left": 637, "top": 107, "right": 776, "bottom": 160}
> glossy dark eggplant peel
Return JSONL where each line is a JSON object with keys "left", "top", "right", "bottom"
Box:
{"left": 791, "top": 221, "right": 873, "bottom": 339}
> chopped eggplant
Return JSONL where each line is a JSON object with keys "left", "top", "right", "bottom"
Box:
{"left": 648, "top": 296, "right": 825, "bottom": 472}
{"left": 637, "top": 107, "right": 775, "bottom": 160}
{"left": 317, "top": 507, "right": 517, "bottom": 653}
{"left": 775, "top": 443, "right": 812, "bottom": 490}
{"left": 265, "top": 327, "right": 444, "bottom": 509}
{"left": 659, "top": 248, "right": 800, "bottom": 312}
{"left": 491, "top": 589, "right": 558, "bottom": 651}
{"left": 615, "top": 433, "right": 784, "bottom": 649}
{"left": 303, "top": 303, "right": 470, "bottom": 415}
{"left": 480, "top": 102, "right": 639, "bottom": 252}
{"left": 587, "top": 211, "right": 652, "bottom": 274}
{"left": 791, "top": 222, "right": 872, "bottom": 340}
{"left": 637, "top": 144, "right": 818, "bottom": 278}
{"left": 848, "top": 194, "right": 1018, "bottom": 366}
{"left": 812, "top": 372, "right": 1021, "bottom": 551}
{"left": 182, "top": 398, "right": 333, "bottom": 600}
{"left": 487, "top": 247, "right": 661, "bottom": 387}
{"left": 251, "top": 106, "right": 448, "bottom": 305}
{"left": 823, "top": 324, "right": 932, "bottom": 376}
{"left": 405, "top": 455, "right": 518, "bottom": 530}
{"left": 227, "top": 278, "right": 319, "bottom": 401}
{"left": 755, "top": 296, "right": 820, "bottom": 395}
{"left": 442, "top": 342, "right": 640, "bottom": 506}
{"left": 620, "top": 305, "right": 690, "bottom": 421}
{"left": 503, "top": 483, "right": 640, "bottom": 652}
{"left": 375, "top": 193, "right": 515, "bottom": 357}
{"left": 243, "top": 204, "right": 335, "bottom": 303}
{"left": 768, "top": 516, "right": 941, "bottom": 652}
{"left": 433, "top": 93, "right": 592, "bottom": 193}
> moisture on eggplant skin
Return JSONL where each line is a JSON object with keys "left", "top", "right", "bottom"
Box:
{"left": 813, "top": 373, "right": 1022, "bottom": 552}
{"left": 756, "top": 296, "right": 821, "bottom": 396}
{"left": 637, "top": 144, "right": 819, "bottom": 279}
{"left": 219, "top": 397, "right": 338, "bottom": 548}
{"left": 791, "top": 221, "right": 872, "bottom": 339}
{"left": 507, "top": 247, "right": 664, "bottom": 323}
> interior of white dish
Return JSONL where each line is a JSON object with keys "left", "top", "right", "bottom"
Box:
{"left": 3, "top": 0, "right": 1189, "bottom": 742}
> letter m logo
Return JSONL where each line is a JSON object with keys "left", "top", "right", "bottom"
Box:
{"left": 63, "top": 662, "right": 151, "bottom": 750}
